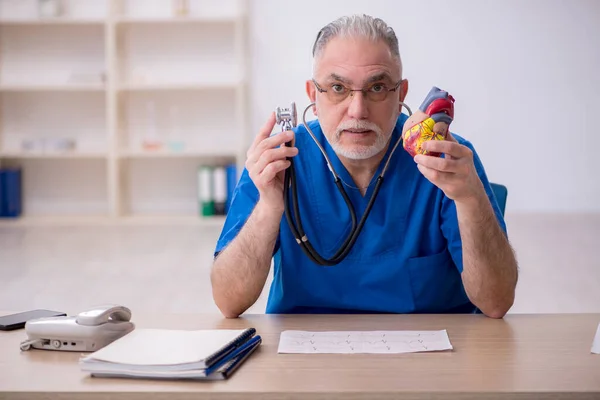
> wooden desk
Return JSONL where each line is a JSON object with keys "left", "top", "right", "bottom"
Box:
{"left": 1, "top": 313, "right": 599, "bottom": 399}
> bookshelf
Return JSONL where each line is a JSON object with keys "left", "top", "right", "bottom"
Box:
{"left": 0, "top": 0, "right": 249, "bottom": 225}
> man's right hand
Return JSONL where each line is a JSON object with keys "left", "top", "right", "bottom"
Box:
{"left": 245, "top": 112, "right": 298, "bottom": 212}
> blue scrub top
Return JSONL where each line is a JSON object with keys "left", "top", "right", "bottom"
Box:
{"left": 214, "top": 113, "right": 507, "bottom": 314}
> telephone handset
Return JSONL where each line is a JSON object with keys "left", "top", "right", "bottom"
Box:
{"left": 76, "top": 305, "right": 132, "bottom": 326}
{"left": 19, "top": 304, "right": 135, "bottom": 352}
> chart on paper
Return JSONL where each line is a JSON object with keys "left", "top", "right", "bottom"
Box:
{"left": 278, "top": 330, "right": 453, "bottom": 354}
{"left": 592, "top": 323, "right": 600, "bottom": 354}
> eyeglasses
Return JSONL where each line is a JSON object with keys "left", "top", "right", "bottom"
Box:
{"left": 312, "top": 78, "right": 402, "bottom": 104}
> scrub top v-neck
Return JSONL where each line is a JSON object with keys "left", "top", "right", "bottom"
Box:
{"left": 215, "top": 113, "right": 507, "bottom": 315}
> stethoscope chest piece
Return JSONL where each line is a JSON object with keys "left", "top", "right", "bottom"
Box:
{"left": 275, "top": 103, "right": 297, "bottom": 131}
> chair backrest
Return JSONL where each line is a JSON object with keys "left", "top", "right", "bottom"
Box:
{"left": 490, "top": 183, "right": 508, "bottom": 216}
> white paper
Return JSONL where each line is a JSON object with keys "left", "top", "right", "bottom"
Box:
{"left": 83, "top": 329, "right": 248, "bottom": 367}
{"left": 278, "top": 330, "right": 453, "bottom": 354}
{"left": 592, "top": 323, "right": 600, "bottom": 354}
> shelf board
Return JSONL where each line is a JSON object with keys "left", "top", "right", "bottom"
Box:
{"left": 0, "top": 214, "right": 227, "bottom": 227}
{"left": 114, "top": 15, "right": 238, "bottom": 25}
{"left": 119, "top": 150, "right": 238, "bottom": 159}
{"left": 0, "top": 19, "right": 105, "bottom": 26}
{"left": 120, "top": 215, "right": 227, "bottom": 226}
{"left": 0, "top": 215, "right": 110, "bottom": 227}
{"left": 117, "top": 81, "right": 240, "bottom": 92}
{"left": 0, "top": 152, "right": 108, "bottom": 159}
{"left": 0, "top": 84, "right": 105, "bottom": 92}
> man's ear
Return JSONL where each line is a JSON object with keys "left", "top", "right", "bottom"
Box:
{"left": 305, "top": 79, "right": 318, "bottom": 116}
{"left": 398, "top": 79, "right": 409, "bottom": 113}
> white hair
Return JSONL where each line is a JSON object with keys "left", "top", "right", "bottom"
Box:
{"left": 311, "top": 14, "right": 402, "bottom": 73}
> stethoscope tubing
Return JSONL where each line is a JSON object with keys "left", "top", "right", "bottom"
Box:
{"left": 282, "top": 101, "right": 413, "bottom": 266}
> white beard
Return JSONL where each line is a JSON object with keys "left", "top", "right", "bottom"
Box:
{"left": 330, "top": 120, "right": 389, "bottom": 160}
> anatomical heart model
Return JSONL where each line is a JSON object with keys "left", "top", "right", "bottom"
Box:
{"left": 402, "top": 87, "right": 455, "bottom": 157}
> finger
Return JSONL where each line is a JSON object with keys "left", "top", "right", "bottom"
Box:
{"left": 254, "top": 146, "right": 298, "bottom": 175}
{"left": 257, "top": 130, "right": 294, "bottom": 154}
{"left": 441, "top": 133, "right": 457, "bottom": 160}
{"left": 414, "top": 153, "right": 460, "bottom": 173}
{"left": 417, "top": 163, "right": 452, "bottom": 185}
{"left": 445, "top": 132, "right": 457, "bottom": 143}
{"left": 422, "top": 139, "right": 470, "bottom": 159}
{"left": 250, "top": 112, "right": 277, "bottom": 150}
{"left": 247, "top": 130, "right": 294, "bottom": 164}
{"left": 259, "top": 159, "right": 292, "bottom": 184}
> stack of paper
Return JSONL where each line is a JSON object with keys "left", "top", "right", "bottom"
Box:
{"left": 80, "top": 328, "right": 261, "bottom": 380}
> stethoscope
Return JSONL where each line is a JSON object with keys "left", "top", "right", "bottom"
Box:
{"left": 275, "top": 100, "right": 413, "bottom": 266}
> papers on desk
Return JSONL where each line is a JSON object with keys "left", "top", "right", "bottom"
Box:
{"left": 278, "top": 330, "right": 453, "bottom": 354}
{"left": 592, "top": 323, "right": 600, "bottom": 354}
{"left": 79, "top": 328, "right": 261, "bottom": 380}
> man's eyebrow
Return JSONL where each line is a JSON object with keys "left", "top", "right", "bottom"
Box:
{"left": 365, "top": 73, "right": 394, "bottom": 84}
{"left": 326, "top": 73, "right": 352, "bottom": 84}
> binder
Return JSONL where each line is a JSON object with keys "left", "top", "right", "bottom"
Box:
{"left": 0, "top": 167, "right": 22, "bottom": 218}
{"left": 225, "top": 163, "right": 238, "bottom": 214}
{"left": 213, "top": 166, "right": 227, "bottom": 216}
{"left": 79, "top": 327, "right": 260, "bottom": 380}
{"left": 198, "top": 166, "right": 214, "bottom": 216}
{"left": 0, "top": 171, "right": 3, "bottom": 217}
{"left": 206, "top": 336, "right": 261, "bottom": 380}
{"left": 82, "top": 335, "right": 261, "bottom": 381}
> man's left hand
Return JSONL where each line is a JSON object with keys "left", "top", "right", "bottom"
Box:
{"left": 413, "top": 133, "right": 485, "bottom": 204}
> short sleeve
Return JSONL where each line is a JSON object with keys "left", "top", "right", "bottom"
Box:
{"left": 214, "top": 168, "right": 259, "bottom": 258}
{"left": 440, "top": 135, "right": 508, "bottom": 273}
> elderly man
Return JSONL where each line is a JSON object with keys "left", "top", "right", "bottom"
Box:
{"left": 211, "top": 14, "right": 518, "bottom": 319}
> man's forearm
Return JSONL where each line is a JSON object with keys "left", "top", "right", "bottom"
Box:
{"left": 211, "top": 201, "right": 282, "bottom": 318}
{"left": 456, "top": 192, "right": 518, "bottom": 318}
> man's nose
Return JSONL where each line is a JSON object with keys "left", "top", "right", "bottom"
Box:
{"left": 346, "top": 91, "right": 369, "bottom": 120}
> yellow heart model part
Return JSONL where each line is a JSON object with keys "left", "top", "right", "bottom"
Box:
{"left": 403, "top": 117, "right": 446, "bottom": 157}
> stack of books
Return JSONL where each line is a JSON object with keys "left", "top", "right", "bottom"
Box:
{"left": 79, "top": 327, "right": 261, "bottom": 381}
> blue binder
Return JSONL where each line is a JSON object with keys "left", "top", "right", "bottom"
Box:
{"left": 202, "top": 334, "right": 262, "bottom": 380}
{"left": 0, "top": 167, "right": 22, "bottom": 218}
{"left": 83, "top": 329, "right": 261, "bottom": 381}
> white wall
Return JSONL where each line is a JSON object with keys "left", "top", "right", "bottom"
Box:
{"left": 248, "top": 0, "right": 600, "bottom": 213}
